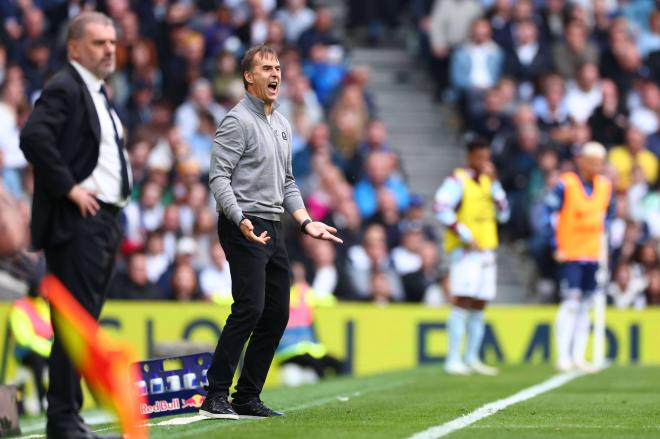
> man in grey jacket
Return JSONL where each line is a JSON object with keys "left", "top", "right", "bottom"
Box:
{"left": 201, "top": 45, "right": 342, "bottom": 420}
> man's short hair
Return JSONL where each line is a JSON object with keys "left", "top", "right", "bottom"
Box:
{"left": 67, "top": 11, "right": 114, "bottom": 41}
{"left": 241, "top": 45, "right": 279, "bottom": 90}
{"left": 580, "top": 141, "right": 606, "bottom": 159}
{"left": 466, "top": 138, "right": 490, "bottom": 153}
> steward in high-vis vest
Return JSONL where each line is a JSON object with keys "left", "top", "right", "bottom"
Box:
{"left": 275, "top": 264, "right": 345, "bottom": 386}
{"left": 9, "top": 287, "right": 53, "bottom": 412}
{"left": 434, "top": 138, "right": 509, "bottom": 376}
{"left": 555, "top": 172, "right": 611, "bottom": 261}
{"left": 546, "top": 142, "right": 615, "bottom": 373}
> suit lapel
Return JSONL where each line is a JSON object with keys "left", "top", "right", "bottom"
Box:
{"left": 66, "top": 63, "right": 101, "bottom": 144}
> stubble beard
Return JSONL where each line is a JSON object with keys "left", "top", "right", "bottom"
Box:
{"left": 96, "top": 58, "right": 116, "bottom": 79}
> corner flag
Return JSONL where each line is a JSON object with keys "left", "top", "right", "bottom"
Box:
{"left": 41, "top": 274, "right": 148, "bottom": 438}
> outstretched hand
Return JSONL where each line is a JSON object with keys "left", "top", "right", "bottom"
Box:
{"left": 303, "top": 221, "right": 343, "bottom": 244}
{"left": 239, "top": 218, "right": 270, "bottom": 245}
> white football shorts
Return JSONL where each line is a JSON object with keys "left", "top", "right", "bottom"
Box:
{"left": 448, "top": 249, "right": 497, "bottom": 301}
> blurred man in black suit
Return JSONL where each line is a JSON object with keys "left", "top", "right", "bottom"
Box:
{"left": 20, "top": 11, "right": 130, "bottom": 439}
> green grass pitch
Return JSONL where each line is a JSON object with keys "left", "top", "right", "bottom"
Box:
{"left": 18, "top": 364, "right": 660, "bottom": 438}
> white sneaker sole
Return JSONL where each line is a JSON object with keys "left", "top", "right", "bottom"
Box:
{"left": 574, "top": 362, "right": 597, "bottom": 373}
{"left": 444, "top": 365, "right": 472, "bottom": 376}
{"left": 199, "top": 409, "right": 239, "bottom": 420}
{"left": 555, "top": 361, "right": 575, "bottom": 372}
{"left": 236, "top": 415, "right": 270, "bottom": 420}
{"left": 469, "top": 366, "right": 499, "bottom": 376}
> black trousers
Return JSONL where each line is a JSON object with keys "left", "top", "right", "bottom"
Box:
{"left": 207, "top": 214, "right": 290, "bottom": 402}
{"left": 44, "top": 208, "right": 121, "bottom": 426}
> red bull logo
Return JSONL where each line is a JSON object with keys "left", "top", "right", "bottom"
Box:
{"left": 139, "top": 398, "right": 180, "bottom": 415}
{"left": 181, "top": 394, "right": 206, "bottom": 409}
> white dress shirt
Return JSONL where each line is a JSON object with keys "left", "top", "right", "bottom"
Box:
{"left": 516, "top": 42, "right": 539, "bottom": 65}
{"left": 565, "top": 81, "right": 602, "bottom": 123}
{"left": 468, "top": 45, "right": 494, "bottom": 89}
{"left": 274, "top": 7, "right": 316, "bottom": 43}
{"left": 71, "top": 61, "right": 132, "bottom": 206}
{"left": 200, "top": 264, "right": 232, "bottom": 301}
{"left": 311, "top": 265, "right": 338, "bottom": 298}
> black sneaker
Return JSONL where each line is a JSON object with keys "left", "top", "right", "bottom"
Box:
{"left": 199, "top": 392, "right": 239, "bottom": 420}
{"left": 230, "top": 399, "right": 284, "bottom": 419}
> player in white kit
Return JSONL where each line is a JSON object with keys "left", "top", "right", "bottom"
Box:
{"left": 434, "top": 139, "right": 510, "bottom": 375}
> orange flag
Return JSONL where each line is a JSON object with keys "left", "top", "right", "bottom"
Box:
{"left": 41, "top": 274, "right": 148, "bottom": 439}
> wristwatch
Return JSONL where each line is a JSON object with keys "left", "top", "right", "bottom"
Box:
{"left": 300, "top": 218, "right": 313, "bottom": 234}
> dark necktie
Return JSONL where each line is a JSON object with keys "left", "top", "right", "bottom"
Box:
{"left": 99, "top": 85, "right": 130, "bottom": 199}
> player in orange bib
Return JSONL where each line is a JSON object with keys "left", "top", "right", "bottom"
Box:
{"left": 545, "top": 142, "right": 614, "bottom": 372}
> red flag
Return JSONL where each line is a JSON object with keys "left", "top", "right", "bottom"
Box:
{"left": 42, "top": 274, "right": 148, "bottom": 439}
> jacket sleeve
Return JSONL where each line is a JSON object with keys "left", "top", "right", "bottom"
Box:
{"left": 492, "top": 47, "right": 504, "bottom": 79}
{"left": 449, "top": 49, "right": 469, "bottom": 90}
{"left": 19, "top": 80, "right": 76, "bottom": 198}
{"left": 429, "top": 0, "right": 448, "bottom": 49}
{"left": 433, "top": 173, "right": 473, "bottom": 243}
{"left": 491, "top": 180, "right": 510, "bottom": 223}
{"left": 209, "top": 115, "right": 246, "bottom": 226}
{"left": 544, "top": 180, "right": 565, "bottom": 250}
{"left": 282, "top": 122, "right": 305, "bottom": 215}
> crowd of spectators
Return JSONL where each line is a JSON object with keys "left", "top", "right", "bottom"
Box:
{"left": 1, "top": 0, "right": 658, "bottom": 308}
{"left": 415, "top": 0, "right": 660, "bottom": 307}
{"left": 0, "top": 0, "right": 447, "bottom": 305}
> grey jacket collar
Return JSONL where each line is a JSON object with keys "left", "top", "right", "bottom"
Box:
{"left": 244, "top": 92, "right": 280, "bottom": 117}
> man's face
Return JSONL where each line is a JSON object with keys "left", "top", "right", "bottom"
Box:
{"left": 471, "top": 21, "right": 491, "bottom": 44}
{"left": 467, "top": 148, "right": 491, "bottom": 173}
{"left": 566, "top": 24, "right": 585, "bottom": 48}
{"left": 601, "top": 80, "right": 618, "bottom": 102}
{"left": 128, "top": 255, "right": 148, "bottom": 286}
{"left": 517, "top": 22, "right": 536, "bottom": 45}
{"left": 310, "top": 123, "right": 329, "bottom": 147}
{"left": 626, "top": 128, "right": 645, "bottom": 153}
{"left": 578, "top": 64, "right": 598, "bottom": 88}
{"left": 366, "top": 153, "right": 390, "bottom": 186}
{"left": 577, "top": 155, "right": 604, "bottom": 179}
{"left": 69, "top": 22, "right": 117, "bottom": 79}
{"left": 245, "top": 53, "right": 281, "bottom": 104}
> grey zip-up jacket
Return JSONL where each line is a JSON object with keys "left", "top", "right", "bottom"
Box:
{"left": 209, "top": 92, "right": 305, "bottom": 225}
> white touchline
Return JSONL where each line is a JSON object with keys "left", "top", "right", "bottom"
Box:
{"left": 153, "top": 415, "right": 208, "bottom": 426}
{"left": 145, "top": 378, "right": 412, "bottom": 428}
{"left": 407, "top": 369, "right": 593, "bottom": 439}
{"left": 19, "top": 378, "right": 412, "bottom": 437}
{"left": 141, "top": 393, "right": 362, "bottom": 428}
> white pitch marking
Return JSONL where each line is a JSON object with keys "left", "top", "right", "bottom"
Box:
{"left": 23, "top": 376, "right": 413, "bottom": 436}
{"left": 140, "top": 394, "right": 348, "bottom": 428}
{"left": 407, "top": 369, "right": 592, "bottom": 439}
{"left": 144, "top": 377, "right": 412, "bottom": 429}
{"left": 153, "top": 415, "right": 209, "bottom": 426}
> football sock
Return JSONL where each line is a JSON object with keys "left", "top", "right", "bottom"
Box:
{"left": 465, "top": 310, "right": 485, "bottom": 365}
{"left": 446, "top": 307, "right": 467, "bottom": 365}
{"left": 572, "top": 299, "right": 591, "bottom": 364}
{"left": 556, "top": 298, "right": 580, "bottom": 364}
